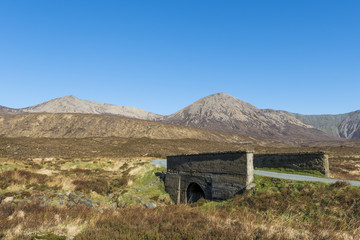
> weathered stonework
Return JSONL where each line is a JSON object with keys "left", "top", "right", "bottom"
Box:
{"left": 254, "top": 152, "right": 330, "bottom": 177}
{"left": 165, "top": 151, "right": 254, "bottom": 203}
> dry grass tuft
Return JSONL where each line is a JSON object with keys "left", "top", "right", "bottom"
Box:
{"left": 0, "top": 170, "right": 48, "bottom": 189}
{"left": 72, "top": 178, "right": 109, "bottom": 195}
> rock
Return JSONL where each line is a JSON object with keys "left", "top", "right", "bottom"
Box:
{"left": 145, "top": 202, "right": 157, "bottom": 209}
{"left": 3, "top": 197, "right": 14, "bottom": 204}
{"left": 67, "top": 193, "right": 94, "bottom": 207}
{"left": 246, "top": 183, "right": 256, "bottom": 190}
{"left": 39, "top": 195, "right": 50, "bottom": 201}
{"left": 57, "top": 193, "right": 65, "bottom": 197}
{"left": 68, "top": 193, "right": 78, "bottom": 203}
{"left": 40, "top": 203, "right": 48, "bottom": 207}
{"left": 59, "top": 200, "right": 63, "bottom": 205}
{"left": 79, "top": 199, "right": 93, "bottom": 207}
{"left": 29, "top": 193, "right": 42, "bottom": 201}
{"left": 75, "top": 191, "right": 83, "bottom": 196}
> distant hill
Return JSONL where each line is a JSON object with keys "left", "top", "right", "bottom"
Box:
{"left": 0, "top": 113, "right": 250, "bottom": 143}
{"left": 1, "top": 95, "right": 161, "bottom": 120}
{"left": 338, "top": 111, "right": 360, "bottom": 139}
{"left": 0, "top": 105, "right": 22, "bottom": 115}
{"left": 162, "top": 93, "right": 335, "bottom": 141}
{"left": 1, "top": 93, "right": 353, "bottom": 141}
{"left": 286, "top": 111, "right": 360, "bottom": 139}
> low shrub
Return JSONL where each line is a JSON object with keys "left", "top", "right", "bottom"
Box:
{"left": 72, "top": 178, "right": 109, "bottom": 194}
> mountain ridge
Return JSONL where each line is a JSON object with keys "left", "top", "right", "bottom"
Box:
{"left": 0, "top": 113, "right": 251, "bottom": 143}
{"left": 285, "top": 110, "right": 360, "bottom": 139}
{"left": 1, "top": 93, "right": 358, "bottom": 140}
{"left": 0, "top": 105, "right": 22, "bottom": 115}
{"left": 1, "top": 95, "right": 162, "bottom": 121}
{"left": 162, "top": 93, "right": 333, "bottom": 141}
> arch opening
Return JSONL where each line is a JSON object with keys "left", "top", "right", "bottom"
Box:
{"left": 187, "top": 182, "right": 205, "bottom": 203}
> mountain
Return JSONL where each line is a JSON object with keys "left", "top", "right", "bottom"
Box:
{"left": 162, "top": 93, "right": 334, "bottom": 141}
{"left": 1, "top": 93, "right": 352, "bottom": 141}
{"left": 0, "top": 113, "right": 250, "bottom": 143}
{"left": 8, "top": 95, "right": 162, "bottom": 121}
{"left": 286, "top": 110, "right": 360, "bottom": 139}
{"left": 339, "top": 111, "right": 360, "bottom": 139}
{"left": 285, "top": 112, "right": 349, "bottom": 137}
{"left": 0, "top": 106, "right": 22, "bottom": 115}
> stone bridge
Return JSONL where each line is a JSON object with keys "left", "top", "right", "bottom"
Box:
{"left": 164, "top": 151, "right": 254, "bottom": 203}
{"left": 164, "top": 151, "right": 330, "bottom": 203}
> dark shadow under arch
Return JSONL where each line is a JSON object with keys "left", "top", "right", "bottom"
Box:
{"left": 187, "top": 182, "right": 205, "bottom": 203}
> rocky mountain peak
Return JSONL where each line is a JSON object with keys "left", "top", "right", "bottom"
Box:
{"left": 163, "top": 92, "right": 333, "bottom": 141}
{"left": 184, "top": 93, "right": 256, "bottom": 116}
{"left": 49, "top": 95, "right": 81, "bottom": 104}
{"left": 164, "top": 93, "right": 258, "bottom": 125}
{"left": 59, "top": 95, "right": 78, "bottom": 100}
{"left": 21, "top": 95, "right": 162, "bottom": 120}
{"left": 194, "top": 92, "right": 258, "bottom": 112}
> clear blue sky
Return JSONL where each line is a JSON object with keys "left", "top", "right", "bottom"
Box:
{"left": 1, "top": 0, "right": 359, "bottom": 115}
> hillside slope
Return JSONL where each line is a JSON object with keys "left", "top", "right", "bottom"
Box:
{"left": 163, "top": 93, "right": 335, "bottom": 141}
{"left": 286, "top": 111, "right": 360, "bottom": 139}
{"left": 338, "top": 111, "right": 360, "bottom": 139}
{"left": 0, "top": 113, "right": 250, "bottom": 143}
{"left": 0, "top": 106, "right": 22, "bottom": 115}
{"left": 1, "top": 93, "right": 354, "bottom": 140}
{"left": 14, "top": 95, "right": 162, "bottom": 120}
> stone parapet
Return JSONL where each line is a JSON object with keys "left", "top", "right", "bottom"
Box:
{"left": 254, "top": 152, "right": 330, "bottom": 177}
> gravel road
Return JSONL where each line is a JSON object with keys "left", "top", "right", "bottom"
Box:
{"left": 254, "top": 170, "right": 360, "bottom": 186}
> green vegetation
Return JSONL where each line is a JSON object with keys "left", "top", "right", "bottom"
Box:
{"left": 118, "top": 164, "right": 171, "bottom": 205}
{"left": 255, "top": 167, "right": 326, "bottom": 177}
{"left": 27, "top": 232, "right": 66, "bottom": 240}
{"left": 0, "top": 162, "right": 24, "bottom": 172}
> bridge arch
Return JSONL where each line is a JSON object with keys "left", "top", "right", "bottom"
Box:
{"left": 186, "top": 182, "right": 205, "bottom": 203}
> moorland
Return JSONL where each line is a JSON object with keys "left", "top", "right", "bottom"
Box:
{"left": 1, "top": 136, "right": 360, "bottom": 239}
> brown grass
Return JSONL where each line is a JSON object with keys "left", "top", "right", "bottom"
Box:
{"left": 1, "top": 171, "right": 360, "bottom": 239}
{"left": 0, "top": 170, "right": 48, "bottom": 189}
{"left": 1, "top": 136, "right": 360, "bottom": 239}
{"left": 1, "top": 187, "right": 359, "bottom": 240}
{"left": 72, "top": 179, "right": 109, "bottom": 195}
{"left": 1, "top": 136, "right": 360, "bottom": 180}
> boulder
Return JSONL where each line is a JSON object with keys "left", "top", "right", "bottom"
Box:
{"left": 145, "top": 202, "right": 157, "bottom": 208}
{"left": 3, "top": 197, "right": 14, "bottom": 204}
